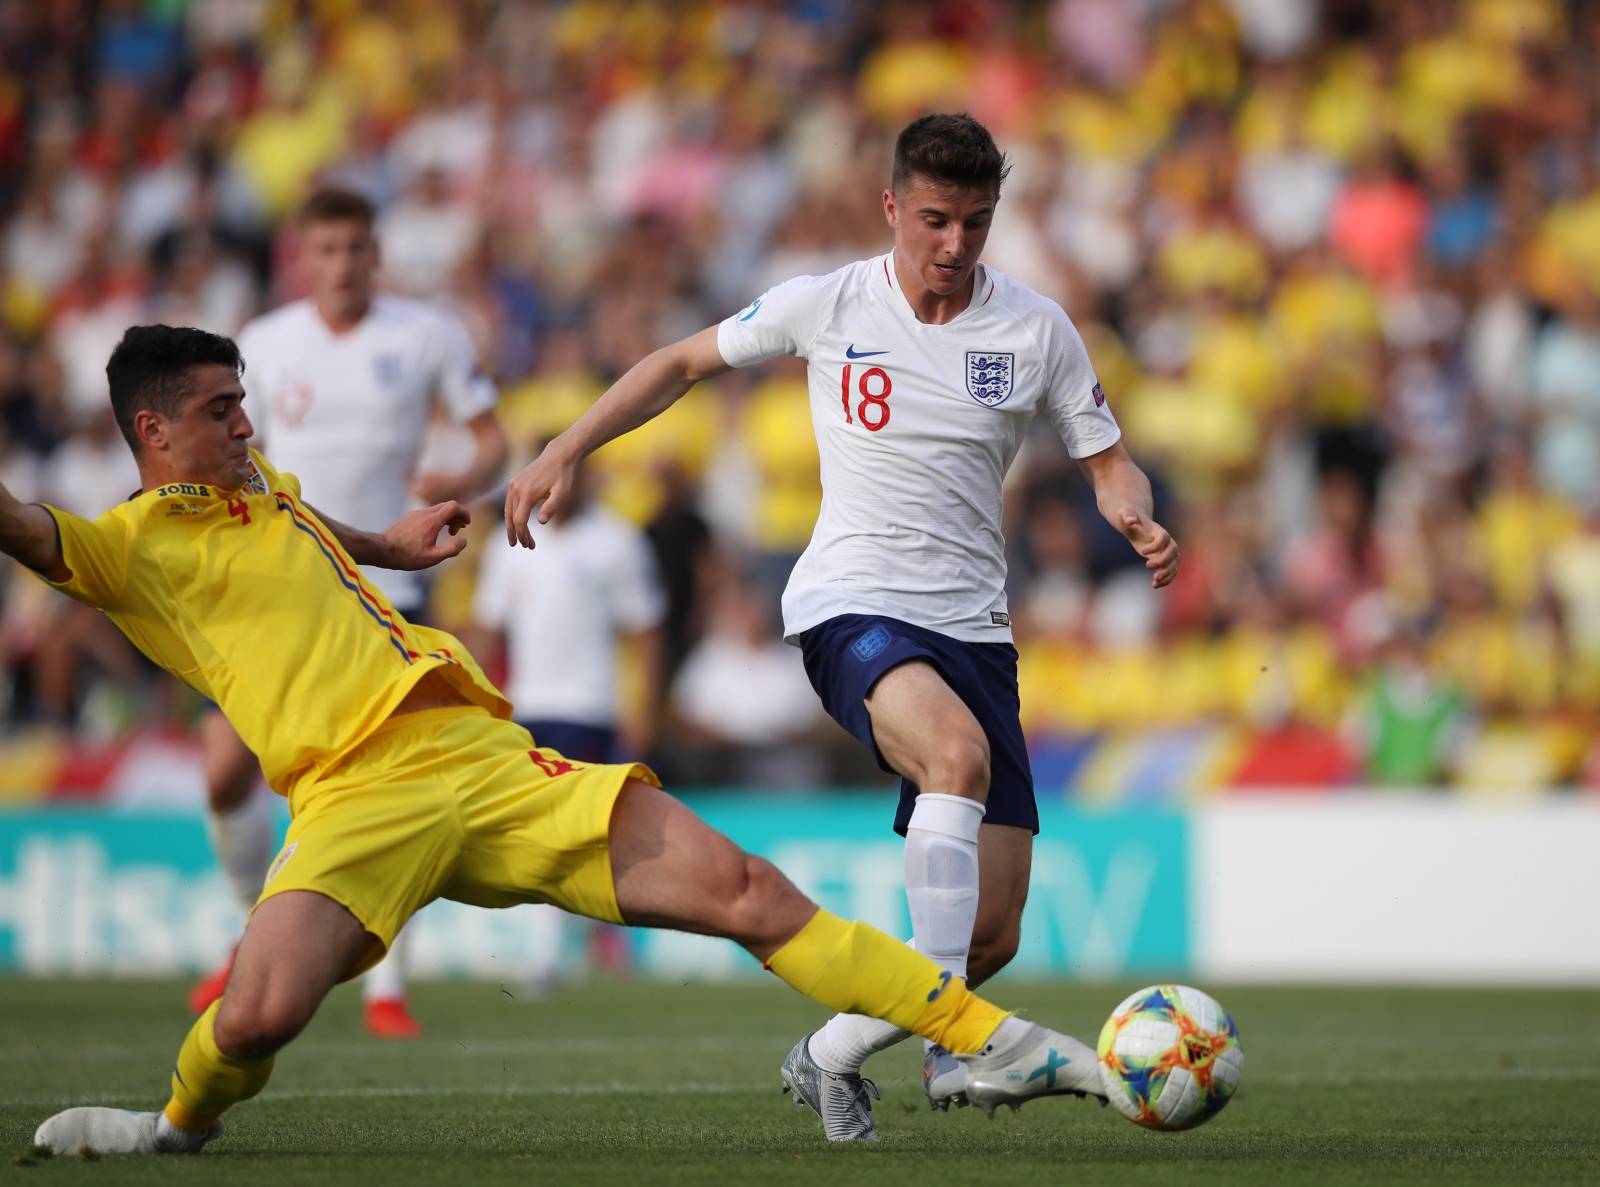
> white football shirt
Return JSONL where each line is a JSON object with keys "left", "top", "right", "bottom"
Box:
{"left": 472, "top": 503, "right": 666, "bottom": 726}
{"left": 238, "top": 295, "right": 497, "bottom": 608}
{"left": 717, "top": 252, "right": 1120, "bottom": 642}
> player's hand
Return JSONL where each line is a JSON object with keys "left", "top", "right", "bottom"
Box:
{"left": 1120, "top": 511, "right": 1180, "bottom": 589}
{"left": 504, "top": 443, "right": 577, "bottom": 549}
{"left": 411, "top": 472, "right": 464, "bottom": 505}
{"left": 385, "top": 501, "right": 471, "bottom": 569}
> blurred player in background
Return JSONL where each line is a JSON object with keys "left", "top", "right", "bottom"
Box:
{"left": 15, "top": 325, "right": 1108, "bottom": 1157}
{"left": 189, "top": 188, "right": 508, "bottom": 1037}
{"left": 506, "top": 113, "right": 1179, "bottom": 1140}
{"left": 470, "top": 451, "right": 665, "bottom": 990}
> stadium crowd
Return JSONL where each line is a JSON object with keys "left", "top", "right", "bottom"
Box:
{"left": 3, "top": 0, "right": 1600, "bottom": 794}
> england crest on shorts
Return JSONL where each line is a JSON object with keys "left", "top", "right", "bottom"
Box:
{"left": 965, "top": 351, "right": 1014, "bottom": 407}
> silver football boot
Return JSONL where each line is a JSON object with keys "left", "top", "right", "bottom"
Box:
{"left": 780, "top": 1033, "right": 882, "bottom": 1142}
{"left": 955, "top": 1022, "right": 1108, "bottom": 1118}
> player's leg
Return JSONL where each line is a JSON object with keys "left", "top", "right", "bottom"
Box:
{"left": 803, "top": 661, "right": 991, "bottom": 1090}
{"left": 189, "top": 710, "right": 270, "bottom": 1014}
{"left": 601, "top": 779, "right": 1100, "bottom": 1124}
{"left": 34, "top": 890, "right": 375, "bottom": 1156}
{"left": 434, "top": 706, "right": 1100, "bottom": 1141}
{"left": 968, "top": 823, "right": 1031, "bottom": 987}
{"left": 867, "top": 660, "right": 991, "bottom": 974}
{"left": 606, "top": 778, "right": 1002, "bottom": 1046}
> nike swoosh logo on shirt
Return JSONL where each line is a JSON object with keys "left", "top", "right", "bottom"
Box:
{"left": 845, "top": 345, "right": 889, "bottom": 359}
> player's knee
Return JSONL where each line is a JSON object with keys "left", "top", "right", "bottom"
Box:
{"left": 923, "top": 732, "right": 990, "bottom": 799}
{"left": 721, "top": 853, "right": 808, "bottom": 946}
{"left": 213, "top": 994, "right": 312, "bottom": 1060}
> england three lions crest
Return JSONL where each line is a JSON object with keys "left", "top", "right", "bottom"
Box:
{"left": 966, "top": 351, "right": 1014, "bottom": 407}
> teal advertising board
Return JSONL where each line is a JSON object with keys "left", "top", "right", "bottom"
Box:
{"left": 0, "top": 797, "right": 1188, "bottom": 978}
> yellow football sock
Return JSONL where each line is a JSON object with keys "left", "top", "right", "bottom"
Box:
{"left": 764, "top": 909, "right": 1007, "bottom": 1054}
{"left": 162, "top": 1001, "right": 275, "bottom": 1132}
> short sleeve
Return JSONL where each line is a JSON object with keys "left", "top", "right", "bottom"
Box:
{"left": 433, "top": 311, "right": 498, "bottom": 422}
{"left": 471, "top": 534, "right": 514, "bottom": 631}
{"left": 42, "top": 504, "right": 133, "bottom": 609}
{"left": 608, "top": 525, "right": 667, "bottom": 632}
{"left": 1042, "top": 310, "right": 1121, "bottom": 458}
{"left": 716, "top": 274, "right": 837, "bottom": 368}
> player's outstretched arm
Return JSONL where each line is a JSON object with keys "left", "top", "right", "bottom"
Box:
{"left": 0, "top": 480, "right": 69, "bottom": 582}
{"left": 505, "top": 326, "right": 731, "bottom": 548}
{"left": 311, "top": 501, "right": 472, "bottom": 571}
{"left": 1078, "top": 441, "right": 1180, "bottom": 589}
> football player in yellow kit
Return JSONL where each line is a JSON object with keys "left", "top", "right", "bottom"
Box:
{"left": 6, "top": 326, "right": 1105, "bottom": 1155}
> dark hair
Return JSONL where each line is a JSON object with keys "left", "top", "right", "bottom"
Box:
{"left": 298, "top": 186, "right": 376, "bottom": 228}
{"left": 106, "top": 325, "right": 243, "bottom": 453}
{"left": 891, "top": 113, "right": 1010, "bottom": 196}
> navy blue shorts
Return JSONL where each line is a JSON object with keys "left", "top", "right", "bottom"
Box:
{"left": 798, "top": 613, "right": 1037, "bottom": 836}
{"left": 518, "top": 719, "right": 616, "bottom": 764}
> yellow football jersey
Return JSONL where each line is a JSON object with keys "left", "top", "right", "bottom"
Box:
{"left": 43, "top": 450, "right": 510, "bottom": 799}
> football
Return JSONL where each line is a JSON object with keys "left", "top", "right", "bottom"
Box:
{"left": 1097, "top": 984, "right": 1243, "bottom": 1131}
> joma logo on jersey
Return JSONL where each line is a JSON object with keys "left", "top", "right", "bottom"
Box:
{"left": 155, "top": 483, "right": 211, "bottom": 498}
{"left": 965, "top": 351, "right": 1014, "bottom": 407}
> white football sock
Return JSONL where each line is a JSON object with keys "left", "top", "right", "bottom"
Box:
{"left": 362, "top": 920, "right": 412, "bottom": 1002}
{"left": 523, "top": 903, "right": 565, "bottom": 989}
{"left": 903, "top": 792, "right": 984, "bottom": 978}
{"left": 985, "top": 1015, "right": 1034, "bottom": 1054}
{"left": 808, "top": 793, "right": 985, "bottom": 1075}
{"left": 204, "top": 784, "right": 274, "bottom": 912}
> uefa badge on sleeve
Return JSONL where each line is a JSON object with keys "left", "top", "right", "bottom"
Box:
{"left": 965, "top": 351, "right": 1014, "bottom": 407}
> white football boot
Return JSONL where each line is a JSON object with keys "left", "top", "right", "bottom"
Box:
{"left": 953, "top": 1022, "right": 1108, "bottom": 1118}
{"left": 780, "top": 1033, "right": 882, "bottom": 1142}
{"left": 33, "top": 1108, "right": 221, "bottom": 1156}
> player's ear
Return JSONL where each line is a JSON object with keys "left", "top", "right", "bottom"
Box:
{"left": 882, "top": 188, "right": 898, "bottom": 229}
{"left": 132, "top": 408, "right": 169, "bottom": 453}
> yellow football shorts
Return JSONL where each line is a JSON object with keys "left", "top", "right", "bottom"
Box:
{"left": 254, "top": 705, "right": 657, "bottom": 972}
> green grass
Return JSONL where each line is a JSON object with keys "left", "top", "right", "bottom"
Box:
{"left": 2, "top": 978, "right": 1598, "bottom": 1186}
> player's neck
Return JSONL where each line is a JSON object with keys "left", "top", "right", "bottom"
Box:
{"left": 891, "top": 248, "right": 976, "bottom": 326}
{"left": 134, "top": 460, "right": 212, "bottom": 494}
{"left": 314, "top": 298, "right": 372, "bottom": 335}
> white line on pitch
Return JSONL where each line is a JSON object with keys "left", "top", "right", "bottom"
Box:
{"left": 5, "top": 1067, "right": 1599, "bottom": 1111}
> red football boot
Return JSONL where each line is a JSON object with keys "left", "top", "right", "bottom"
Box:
{"left": 364, "top": 996, "right": 423, "bottom": 1039}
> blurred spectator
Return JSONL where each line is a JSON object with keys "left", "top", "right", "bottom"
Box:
{"left": 471, "top": 457, "right": 665, "bottom": 765}
{"left": 668, "top": 571, "right": 827, "bottom": 787}
{"left": 470, "top": 455, "right": 665, "bottom": 994}
{"left": 1345, "top": 620, "right": 1471, "bottom": 786}
{"left": 8, "top": 0, "right": 1600, "bottom": 795}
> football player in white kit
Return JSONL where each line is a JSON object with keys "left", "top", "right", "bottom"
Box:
{"left": 189, "top": 188, "right": 508, "bottom": 1037}
{"left": 504, "top": 114, "right": 1178, "bottom": 1139}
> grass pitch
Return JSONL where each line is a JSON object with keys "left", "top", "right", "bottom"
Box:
{"left": 2, "top": 977, "right": 1597, "bottom": 1186}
